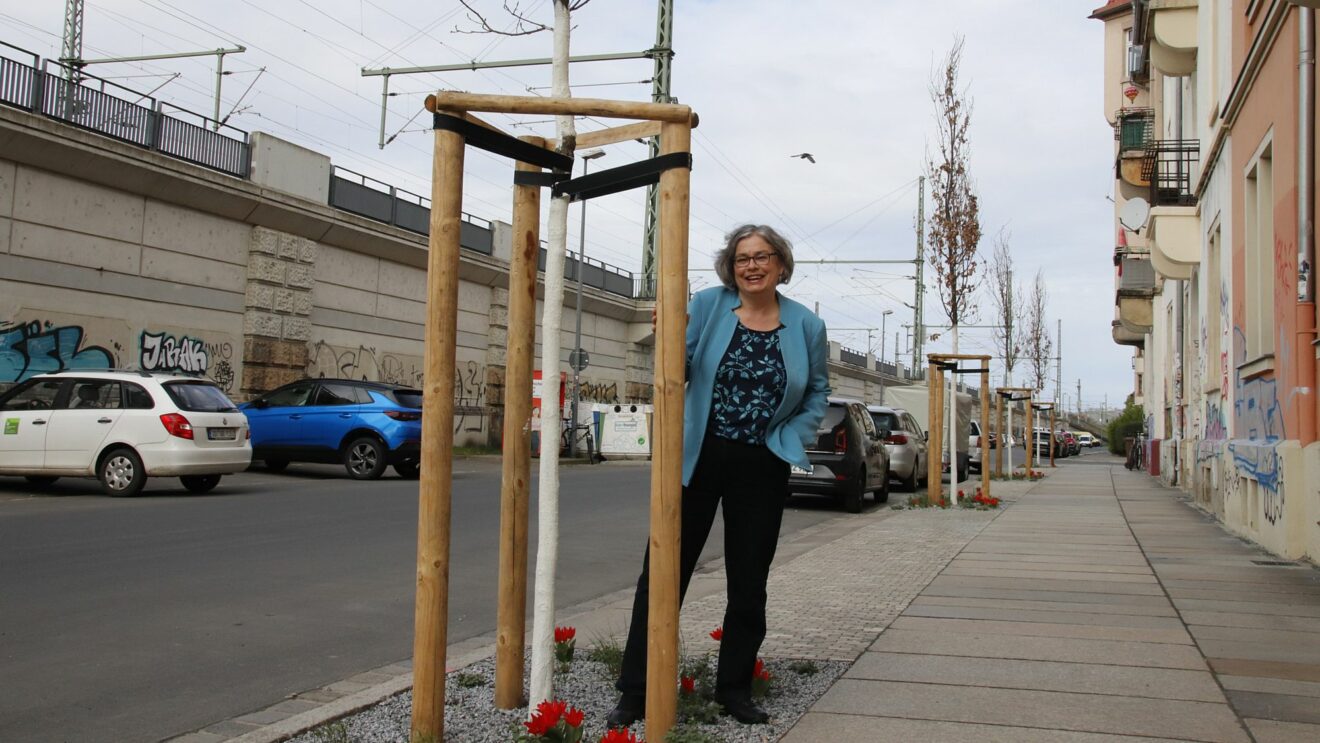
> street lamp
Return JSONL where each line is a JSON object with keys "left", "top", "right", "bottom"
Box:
{"left": 880, "top": 309, "right": 894, "bottom": 365}
{"left": 569, "top": 148, "right": 606, "bottom": 457}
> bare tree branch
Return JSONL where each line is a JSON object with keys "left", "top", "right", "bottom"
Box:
{"left": 1026, "top": 270, "right": 1053, "bottom": 393}
{"left": 989, "top": 228, "right": 1024, "bottom": 384}
{"left": 455, "top": 0, "right": 592, "bottom": 36}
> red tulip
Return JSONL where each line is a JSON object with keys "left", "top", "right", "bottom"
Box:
{"left": 680, "top": 676, "right": 695, "bottom": 695}
{"left": 710, "top": 626, "right": 723, "bottom": 641}
{"left": 565, "top": 706, "right": 585, "bottom": 728}
{"left": 555, "top": 626, "right": 576, "bottom": 643}
{"left": 600, "top": 729, "right": 643, "bottom": 743}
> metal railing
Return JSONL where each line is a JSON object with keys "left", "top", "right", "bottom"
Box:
{"left": 1142, "top": 139, "right": 1199, "bottom": 206}
{"left": 1115, "top": 107, "right": 1153, "bottom": 151}
{"left": 0, "top": 45, "right": 249, "bottom": 178}
{"left": 840, "top": 347, "right": 867, "bottom": 367}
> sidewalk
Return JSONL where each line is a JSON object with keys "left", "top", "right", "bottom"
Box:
{"left": 185, "top": 457, "right": 1320, "bottom": 742}
{"left": 783, "top": 459, "right": 1320, "bottom": 742}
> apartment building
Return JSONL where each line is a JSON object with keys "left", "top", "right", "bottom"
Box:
{"left": 1093, "top": 0, "right": 1320, "bottom": 561}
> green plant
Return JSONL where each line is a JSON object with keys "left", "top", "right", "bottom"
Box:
{"left": 587, "top": 636, "right": 624, "bottom": 679}
{"left": 454, "top": 671, "right": 486, "bottom": 688}
{"left": 789, "top": 659, "right": 820, "bottom": 675}
{"left": 310, "top": 721, "right": 350, "bottom": 743}
{"left": 664, "top": 724, "right": 722, "bottom": 743}
{"left": 1107, "top": 401, "right": 1144, "bottom": 456}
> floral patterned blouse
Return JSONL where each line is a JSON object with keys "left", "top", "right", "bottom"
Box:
{"left": 707, "top": 322, "right": 786, "bottom": 445}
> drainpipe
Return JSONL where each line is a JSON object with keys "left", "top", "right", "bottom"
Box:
{"left": 1299, "top": 7, "right": 1317, "bottom": 445}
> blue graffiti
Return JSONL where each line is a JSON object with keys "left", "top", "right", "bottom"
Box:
{"left": 0, "top": 320, "right": 115, "bottom": 382}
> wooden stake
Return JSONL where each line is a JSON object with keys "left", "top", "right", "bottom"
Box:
{"left": 558, "top": 120, "right": 662, "bottom": 150}
{"left": 1050, "top": 407, "right": 1057, "bottom": 467}
{"left": 980, "top": 369, "right": 990, "bottom": 500}
{"left": 410, "top": 127, "right": 465, "bottom": 743}
{"left": 644, "top": 120, "right": 690, "bottom": 741}
{"left": 1026, "top": 393, "right": 1034, "bottom": 473}
{"left": 431, "top": 90, "right": 692, "bottom": 123}
{"left": 927, "top": 362, "right": 941, "bottom": 505}
{"left": 494, "top": 138, "right": 544, "bottom": 709}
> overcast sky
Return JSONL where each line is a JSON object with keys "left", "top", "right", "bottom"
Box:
{"left": 2, "top": 1, "right": 1130, "bottom": 414}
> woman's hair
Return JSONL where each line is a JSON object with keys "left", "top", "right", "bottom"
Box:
{"left": 713, "top": 224, "right": 795, "bottom": 290}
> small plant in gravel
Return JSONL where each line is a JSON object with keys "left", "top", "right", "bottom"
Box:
{"left": 751, "top": 658, "right": 773, "bottom": 699}
{"left": 600, "top": 728, "right": 645, "bottom": 743}
{"left": 663, "top": 724, "right": 721, "bottom": 743}
{"left": 454, "top": 671, "right": 487, "bottom": 688}
{"left": 517, "top": 699, "right": 586, "bottom": 743}
{"left": 555, "top": 626, "right": 577, "bottom": 673}
{"left": 789, "top": 659, "right": 820, "bottom": 675}
{"left": 309, "top": 721, "right": 349, "bottom": 743}
{"left": 587, "top": 636, "right": 624, "bottom": 679}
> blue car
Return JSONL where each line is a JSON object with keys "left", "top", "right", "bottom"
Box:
{"left": 240, "top": 379, "right": 423, "bottom": 479}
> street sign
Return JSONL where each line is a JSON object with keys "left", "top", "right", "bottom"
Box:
{"left": 569, "top": 348, "right": 590, "bottom": 372}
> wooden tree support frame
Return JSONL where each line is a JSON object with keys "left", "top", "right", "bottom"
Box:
{"left": 996, "top": 387, "right": 1035, "bottom": 477}
{"left": 925, "top": 354, "right": 991, "bottom": 504}
{"left": 1034, "top": 402, "right": 1058, "bottom": 467}
{"left": 412, "top": 90, "right": 696, "bottom": 743}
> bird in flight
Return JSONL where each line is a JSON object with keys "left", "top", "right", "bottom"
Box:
{"left": 789, "top": 153, "right": 816, "bottom": 163}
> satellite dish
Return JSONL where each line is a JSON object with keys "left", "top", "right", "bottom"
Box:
{"left": 1119, "top": 197, "right": 1150, "bottom": 232}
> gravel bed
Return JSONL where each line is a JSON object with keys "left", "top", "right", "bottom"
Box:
{"left": 287, "top": 654, "right": 848, "bottom": 742}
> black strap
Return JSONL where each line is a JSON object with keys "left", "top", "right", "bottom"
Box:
{"left": 432, "top": 113, "right": 574, "bottom": 171}
{"left": 513, "top": 171, "right": 569, "bottom": 188}
{"left": 552, "top": 152, "right": 692, "bottom": 201}
{"left": 948, "top": 367, "right": 991, "bottom": 375}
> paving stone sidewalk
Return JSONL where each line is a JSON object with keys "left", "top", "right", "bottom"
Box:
{"left": 783, "top": 458, "right": 1320, "bottom": 743}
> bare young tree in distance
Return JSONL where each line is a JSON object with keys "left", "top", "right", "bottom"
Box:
{"left": 1026, "top": 269, "right": 1053, "bottom": 393}
{"left": 989, "top": 228, "right": 1023, "bottom": 386}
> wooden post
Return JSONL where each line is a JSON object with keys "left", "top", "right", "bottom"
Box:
{"left": 1026, "top": 394, "right": 1034, "bottom": 474}
{"left": 494, "top": 139, "right": 543, "bottom": 709}
{"left": 994, "top": 390, "right": 1004, "bottom": 478}
{"left": 1050, "top": 407, "right": 1057, "bottom": 467}
{"left": 980, "top": 368, "right": 990, "bottom": 499}
{"left": 645, "top": 120, "right": 690, "bottom": 741}
{"left": 926, "top": 361, "right": 940, "bottom": 505}
{"left": 410, "top": 126, "right": 465, "bottom": 743}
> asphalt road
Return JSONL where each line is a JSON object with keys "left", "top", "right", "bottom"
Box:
{"left": 0, "top": 458, "right": 868, "bottom": 743}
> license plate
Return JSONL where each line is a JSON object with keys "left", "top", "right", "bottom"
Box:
{"left": 790, "top": 465, "right": 810, "bottom": 475}
{"left": 208, "top": 428, "right": 237, "bottom": 441}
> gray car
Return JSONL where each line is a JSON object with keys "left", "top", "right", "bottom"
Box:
{"left": 868, "top": 404, "right": 928, "bottom": 492}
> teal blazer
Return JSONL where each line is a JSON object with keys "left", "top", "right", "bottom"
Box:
{"left": 683, "top": 287, "right": 831, "bottom": 486}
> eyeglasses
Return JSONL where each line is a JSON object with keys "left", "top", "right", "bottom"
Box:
{"left": 733, "top": 252, "right": 777, "bottom": 268}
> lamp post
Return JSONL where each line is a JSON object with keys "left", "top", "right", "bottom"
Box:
{"left": 880, "top": 309, "right": 894, "bottom": 365}
{"left": 569, "top": 148, "right": 606, "bottom": 457}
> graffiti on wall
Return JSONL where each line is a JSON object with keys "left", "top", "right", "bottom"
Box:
{"left": 0, "top": 320, "right": 117, "bottom": 382}
{"left": 578, "top": 379, "right": 620, "bottom": 404}
{"left": 138, "top": 331, "right": 236, "bottom": 392}
{"left": 454, "top": 360, "right": 487, "bottom": 434}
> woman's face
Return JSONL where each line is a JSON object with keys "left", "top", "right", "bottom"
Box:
{"left": 732, "top": 234, "right": 781, "bottom": 299}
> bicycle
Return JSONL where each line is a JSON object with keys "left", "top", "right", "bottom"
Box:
{"left": 560, "top": 421, "right": 598, "bottom": 463}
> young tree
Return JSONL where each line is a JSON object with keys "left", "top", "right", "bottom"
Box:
{"left": 926, "top": 38, "right": 981, "bottom": 499}
{"left": 457, "top": 0, "right": 591, "bottom": 709}
{"left": 988, "top": 228, "right": 1023, "bottom": 450}
{"left": 1026, "top": 269, "right": 1053, "bottom": 394}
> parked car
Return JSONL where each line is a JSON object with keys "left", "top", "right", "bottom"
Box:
{"left": 240, "top": 379, "right": 422, "bottom": 479}
{"left": 968, "top": 419, "right": 991, "bottom": 473}
{"left": 868, "top": 404, "right": 927, "bottom": 492}
{"left": 1063, "top": 431, "right": 1080, "bottom": 456}
{"left": 1032, "top": 429, "right": 1067, "bottom": 460}
{"left": 788, "top": 397, "right": 890, "bottom": 513}
{"left": 0, "top": 370, "right": 250, "bottom": 496}
{"left": 1077, "top": 433, "right": 1098, "bottom": 448}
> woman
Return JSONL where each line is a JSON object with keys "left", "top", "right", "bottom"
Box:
{"left": 607, "top": 224, "right": 830, "bottom": 727}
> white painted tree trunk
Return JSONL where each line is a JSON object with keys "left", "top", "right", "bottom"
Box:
{"left": 529, "top": 0, "right": 575, "bottom": 708}
{"left": 1005, "top": 370, "right": 1014, "bottom": 471}
{"left": 948, "top": 325, "right": 959, "bottom": 500}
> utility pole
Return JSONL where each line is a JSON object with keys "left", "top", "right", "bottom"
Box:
{"left": 1077, "top": 378, "right": 1082, "bottom": 418}
{"left": 61, "top": 0, "right": 84, "bottom": 86}
{"left": 640, "top": 0, "right": 675, "bottom": 297}
{"left": 913, "top": 175, "right": 926, "bottom": 372}
{"left": 1055, "top": 318, "right": 1062, "bottom": 418}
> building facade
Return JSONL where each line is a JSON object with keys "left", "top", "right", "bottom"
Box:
{"left": 1094, "top": 0, "right": 1320, "bottom": 560}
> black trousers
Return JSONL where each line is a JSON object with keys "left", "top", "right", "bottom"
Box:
{"left": 615, "top": 435, "right": 789, "bottom": 701}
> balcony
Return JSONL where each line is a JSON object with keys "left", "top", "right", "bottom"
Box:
{"left": 1147, "top": 205, "right": 1198, "bottom": 280}
{"left": 1143, "top": 139, "right": 1199, "bottom": 207}
{"left": 1115, "top": 108, "right": 1153, "bottom": 188}
{"left": 1116, "top": 257, "right": 1156, "bottom": 335}
{"left": 1147, "top": 0, "right": 1197, "bottom": 75}
{"left": 1113, "top": 319, "right": 1145, "bottom": 348}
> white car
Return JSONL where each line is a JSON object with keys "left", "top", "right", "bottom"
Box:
{"left": 0, "top": 370, "right": 251, "bottom": 496}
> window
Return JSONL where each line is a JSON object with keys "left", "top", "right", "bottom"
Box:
{"left": 315, "top": 383, "right": 358, "bottom": 406}
{"left": 1244, "top": 144, "right": 1274, "bottom": 363}
{"left": 164, "top": 382, "right": 239, "bottom": 413}
{"left": 262, "top": 382, "right": 314, "bottom": 408}
{"left": 0, "top": 379, "right": 63, "bottom": 411}
{"left": 124, "top": 383, "right": 154, "bottom": 410}
{"left": 69, "top": 381, "right": 121, "bottom": 410}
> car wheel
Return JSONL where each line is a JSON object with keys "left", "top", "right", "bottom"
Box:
{"left": 344, "top": 437, "right": 387, "bottom": 480}
{"left": 180, "top": 474, "right": 222, "bottom": 494}
{"left": 265, "top": 459, "right": 289, "bottom": 473}
{"left": 100, "top": 447, "right": 146, "bottom": 497}
{"left": 25, "top": 476, "right": 60, "bottom": 487}
{"left": 900, "top": 463, "right": 918, "bottom": 492}
{"left": 842, "top": 468, "right": 864, "bottom": 514}
{"left": 874, "top": 470, "right": 890, "bottom": 503}
{"left": 394, "top": 459, "right": 420, "bottom": 479}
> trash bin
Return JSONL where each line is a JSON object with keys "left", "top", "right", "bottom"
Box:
{"left": 595, "top": 403, "right": 652, "bottom": 459}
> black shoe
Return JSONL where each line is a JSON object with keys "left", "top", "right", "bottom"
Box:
{"left": 605, "top": 695, "right": 644, "bottom": 728}
{"left": 718, "top": 697, "right": 769, "bottom": 724}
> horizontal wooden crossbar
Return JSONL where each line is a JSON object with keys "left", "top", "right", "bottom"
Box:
{"left": 429, "top": 90, "right": 693, "bottom": 123}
